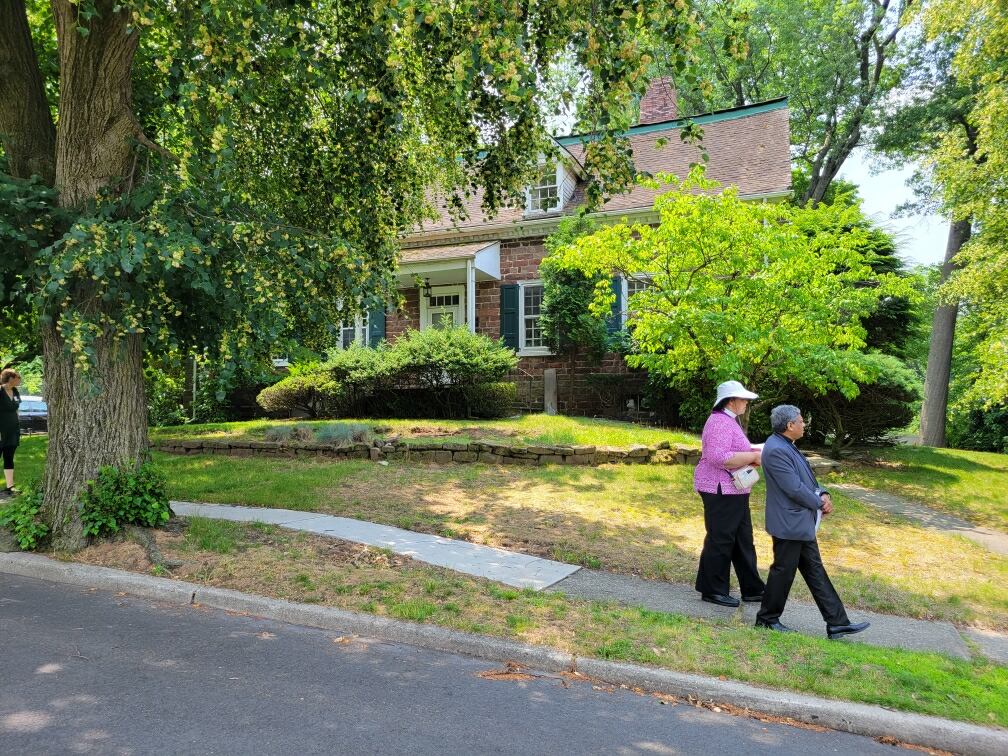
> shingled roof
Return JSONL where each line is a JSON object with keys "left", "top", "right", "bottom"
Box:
{"left": 408, "top": 98, "right": 791, "bottom": 241}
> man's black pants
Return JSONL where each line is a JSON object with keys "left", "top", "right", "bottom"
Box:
{"left": 695, "top": 490, "right": 765, "bottom": 597}
{"left": 756, "top": 537, "right": 849, "bottom": 626}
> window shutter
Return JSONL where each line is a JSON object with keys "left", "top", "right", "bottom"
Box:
{"left": 500, "top": 284, "right": 519, "bottom": 351}
{"left": 367, "top": 304, "right": 386, "bottom": 345}
{"left": 606, "top": 275, "right": 623, "bottom": 334}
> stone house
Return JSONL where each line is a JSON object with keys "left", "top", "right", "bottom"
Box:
{"left": 346, "top": 82, "right": 792, "bottom": 416}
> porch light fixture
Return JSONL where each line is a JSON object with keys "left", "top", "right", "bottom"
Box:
{"left": 421, "top": 277, "right": 433, "bottom": 300}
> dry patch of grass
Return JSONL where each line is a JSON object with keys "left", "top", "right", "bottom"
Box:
{"left": 159, "top": 453, "right": 1008, "bottom": 629}
{"left": 53, "top": 517, "right": 1008, "bottom": 729}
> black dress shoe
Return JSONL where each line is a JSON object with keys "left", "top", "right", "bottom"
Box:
{"left": 827, "top": 621, "right": 871, "bottom": 640}
{"left": 754, "top": 620, "right": 795, "bottom": 633}
{"left": 701, "top": 593, "right": 740, "bottom": 608}
{"left": 741, "top": 593, "right": 764, "bottom": 603}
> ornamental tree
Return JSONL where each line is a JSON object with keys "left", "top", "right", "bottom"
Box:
{"left": 546, "top": 168, "right": 917, "bottom": 412}
{"left": 0, "top": 0, "right": 699, "bottom": 549}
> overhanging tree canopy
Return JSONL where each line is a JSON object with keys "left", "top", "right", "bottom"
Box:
{"left": 0, "top": 0, "right": 699, "bottom": 548}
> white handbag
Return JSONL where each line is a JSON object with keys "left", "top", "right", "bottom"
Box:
{"left": 730, "top": 465, "right": 760, "bottom": 489}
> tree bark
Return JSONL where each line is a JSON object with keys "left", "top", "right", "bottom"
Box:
{"left": 39, "top": 2, "right": 147, "bottom": 549}
{"left": 41, "top": 326, "right": 149, "bottom": 550}
{"left": 0, "top": 0, "right": 56, "bottom": 184}
{"left": 919, "top": 218, "right": 972, "bottom": 448}
{"left": 52, "top": 0, "right": 140, "bottom": 208}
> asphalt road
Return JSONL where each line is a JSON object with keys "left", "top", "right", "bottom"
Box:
{"left": 0, "top": 576, "right": 897, "bottom": 755}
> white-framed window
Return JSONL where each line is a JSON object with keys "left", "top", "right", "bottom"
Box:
{"left": 526, "top": 163, "right": 561, "bottom": 213}
{"left": 518, "top": 280, "right": 552, "bottom": 356}
{"left": 622, "top": 273, "right": 653, "bottom": 327}
{"left": 338, "top": 312, "right": 370, "bottom": 349}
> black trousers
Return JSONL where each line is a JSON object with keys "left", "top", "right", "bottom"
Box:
{"left": 756, "top": 537, "right": 849, "bottom": 626}
{"left": 695, "top": 489, "right": 765, "bottom": 597}
{"left": 1, "top": 445, "right": 13, "bottom": 470}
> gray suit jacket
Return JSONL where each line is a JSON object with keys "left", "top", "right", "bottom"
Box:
{"left": 762, "top": 433, "right": 826, "bottom": 541}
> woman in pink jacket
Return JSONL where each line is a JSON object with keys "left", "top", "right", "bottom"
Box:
{"left": 693, "top": 380, "right": 765, "bottom": 608}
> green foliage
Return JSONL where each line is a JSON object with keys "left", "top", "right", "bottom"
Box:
{"left": 462, "top": 382, "right": 518, "bottom": 419}
{"left": 797, "top": 354, "right": 920, "bottom": 455}
{"left": 926, "top": 0, "right": 1008, "bottom": 407}
{"left": 145, "top": 363, "right": 187, "bottom": 427}
{"left": 540, "top": 215, "right": 611, "bottom": 359}
{"left": 0, "top": 482, "right": 48, "bottom": 551}
{"left": 947, "top": 405, "right": 1008, "bottom": 454}
{"left": 314, "top": 423, "right": 374, "bottom": 446}
{"left": 257, "top": 328, "right": 517, "bottom": 420}
{"left": 256, "top": 372, "right": 344, "bottom": 419}
{"left": 79, "top": 462, "right": 172, "bottom": 538}
{"left": 548, "top": 167, "right": 918, "bottom": 400}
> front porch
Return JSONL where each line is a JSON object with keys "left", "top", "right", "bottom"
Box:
{"left": 393, "top": 241, "right": 501, "bottom": 333}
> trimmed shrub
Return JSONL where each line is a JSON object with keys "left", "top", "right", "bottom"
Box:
{"left": 256, "top": 373, "right": 344, "bottom": 418}
{"left": 463, "top": 382, "right": 517, "bottom": 418}
{"left": 947, "top": 405, "right": 1008, "bottom": 453}
{"left": 256, "top": 327, "right": 517, "bottom": 419}
{"left": 0, "top": 482, "right": 48, "bottom": 550}
{"left": 80, "top": 462, "right": 172, "bottom": 538}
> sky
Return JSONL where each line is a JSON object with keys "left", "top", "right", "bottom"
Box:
{"left": 837, "top": 149, "right": 948, "bottom": 268}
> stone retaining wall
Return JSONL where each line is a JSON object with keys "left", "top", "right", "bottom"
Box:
{"left": 152, "top": 438, "right": 703, "bottom": 467}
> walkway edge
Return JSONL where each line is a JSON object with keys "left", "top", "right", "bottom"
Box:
{"left": 3, "top": 552, "right": 1005, "bottom": 756}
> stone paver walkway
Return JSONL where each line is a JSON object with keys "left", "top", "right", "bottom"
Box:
{"left": 172, "top": 502, "right": 579, "bottom": 590}
{"left": 831, "top": 483, "right": 1008, "bottom": 556}
{"left": 171, "top": 500, "right": 1007, "bottom": 663}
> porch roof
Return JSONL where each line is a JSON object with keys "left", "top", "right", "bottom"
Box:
{"left": 399, "top": 240, "right": 499, "bottom": 263}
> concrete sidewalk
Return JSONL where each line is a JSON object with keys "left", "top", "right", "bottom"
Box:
{"left": 831, "top": 483, "right": 1008, "bottom": 556}
{"left": 171, "top": 500, "right": 1008, "bottom": 663}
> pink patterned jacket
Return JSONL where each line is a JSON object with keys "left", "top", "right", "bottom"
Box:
{"left": 694, "top": 411, "right": 756, "bottom": 495}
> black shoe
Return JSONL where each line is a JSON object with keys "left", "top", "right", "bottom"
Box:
{"left": 755, "top": 620, "right": 795, "bottom": 633}
{"left": 827, "top": 621, "right": 870, "bottom": 640}
{"left": 701, "top": 593, "right": 740, "bottom": 608}
{"left": 742, "top": 593, "right": 764, "bottom": 603}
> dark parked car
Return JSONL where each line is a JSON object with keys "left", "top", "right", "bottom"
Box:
{"left": 18, "top": 395, "right": 48, "bottom": 434}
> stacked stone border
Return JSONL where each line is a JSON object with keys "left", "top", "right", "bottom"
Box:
{"left": 152, "top": 438, "right": 701, "bottom": 466}
{"left": 152, "top": 438, "right": 841, "bottom": 472}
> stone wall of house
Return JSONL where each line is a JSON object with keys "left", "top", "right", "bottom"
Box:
{"left": 386, "top": 286, "right": 420, "bottom": 340}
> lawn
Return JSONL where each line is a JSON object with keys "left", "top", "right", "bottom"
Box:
{"left": 15, "top": 432, "right": 1008, "bottom": 630}
{"left": 149, "top": 413, "right": 700, "bottom": 449}
{"left": 58, "top": 517, "right": 1008, "bottom": 728}
{"left": 826, "top": 446, "right": 1008, "bottom": 533}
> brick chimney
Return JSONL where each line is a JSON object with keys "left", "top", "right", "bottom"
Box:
{"left": 638, "top": 77, "right": 678, "bottom": 125}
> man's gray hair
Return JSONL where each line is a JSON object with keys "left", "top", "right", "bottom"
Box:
{"left": 770, "top": 404, "right": 802, "bottom": 433}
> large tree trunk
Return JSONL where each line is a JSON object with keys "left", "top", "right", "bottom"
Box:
{"left": 41, "top": 327, "right": 149, "bottom": 550}
{"left": 40, "top": 2, "right": 147, "bottom": 549}
{"left": 0, "top": 0, "right": 56, "bottom": 183}
{"left": 919, "top": 218, "right": 972, "bottom": 448}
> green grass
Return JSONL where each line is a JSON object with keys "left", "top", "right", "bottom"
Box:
{"left": 61, "top": 520, "right": 1008, "bottom": 728}
{"left": 827, "top": 446, "right": 1008, "bottom": 532}
{"left": 15, "top": 434, "right": 1008, "bottom": 628}
{"left": 183, "top": 517, "right": 243, "bottom": 554}
{"left": 150, "top": 413, "right": 699, "bottom": 449}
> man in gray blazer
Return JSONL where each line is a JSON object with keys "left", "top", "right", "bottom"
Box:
{"left": 755, "top": 405, "right": 870, "bottom": 639}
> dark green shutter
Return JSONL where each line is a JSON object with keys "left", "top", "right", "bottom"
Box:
{"left": 500, "top": 284, "right": 519, "bottom": 351}
{"left": 606, "top": 275, "right": 623, "bottom": 334}
{"left": 367, "top": 304, "right": 386, "bottom": 345}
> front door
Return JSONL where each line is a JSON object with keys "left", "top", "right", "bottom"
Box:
{"left": 423, "top": 285, "right": 464, "bottom": 330}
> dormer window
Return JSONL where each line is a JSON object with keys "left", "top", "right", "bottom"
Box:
{"left": 527, "top": 163, "right": 560, "bottom": 213}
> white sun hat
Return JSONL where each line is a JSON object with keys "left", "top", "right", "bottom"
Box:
{"left": 713, "top": 380, "right": 758, "bottom": 411}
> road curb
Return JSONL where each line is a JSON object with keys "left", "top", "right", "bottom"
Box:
{"left": 3, "top": 552, "right": 1006, "bottom": 756}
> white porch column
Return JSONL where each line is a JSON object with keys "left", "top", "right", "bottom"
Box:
{"left": 466, "top": 259, "right": 476, "bottom": 333}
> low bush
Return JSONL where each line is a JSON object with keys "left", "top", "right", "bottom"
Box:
{"left": 256, "top": 373, "right": 344, "bottom": 418}
{"left": 257, "top": 327, "right": 518, "bottom": 420}
{"left": 0, "top": 482, "right": 48, "bottom": 550}
{"left": 80, "top": 462, "right": 172, "bottom": 538}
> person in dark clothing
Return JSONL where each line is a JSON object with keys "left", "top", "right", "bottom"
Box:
{"left": 755, "top": 404, "right": 870, "bottom": 640}
{"left": 0, "top": 368, "right": 23, "bottom": 497}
